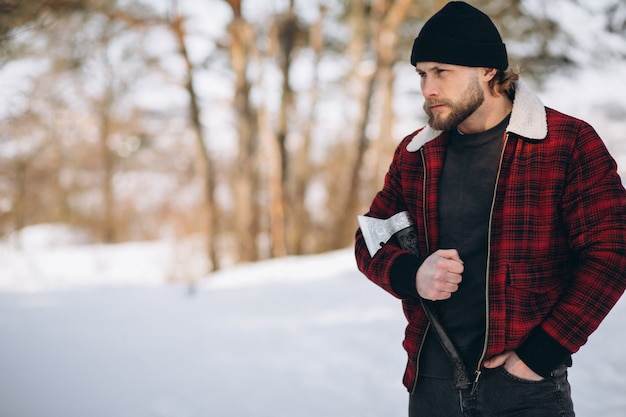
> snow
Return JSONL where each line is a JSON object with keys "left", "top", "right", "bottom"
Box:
{"left": 0, "top": 226, "right": 625, "bottom": 417}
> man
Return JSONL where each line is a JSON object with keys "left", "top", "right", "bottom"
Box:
{"left": 354, "top": 2, "right": 626, "bottom": 416}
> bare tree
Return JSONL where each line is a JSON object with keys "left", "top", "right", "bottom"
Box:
{"left": 287, "top": 4, "right": 326, "bottom": 255}
{"left": 326, "top": 0, "right": 412, "bottom": 249}
{"left": 1, "top": 0, "right": 623, "bottom": 266}
{"left": 222, "top": 0, "right": 261, "bottom": 263}
{"left": 169, "top": 0, "right": 220, "bottom": 270}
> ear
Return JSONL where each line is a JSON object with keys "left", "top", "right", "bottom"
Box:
{"left": 482, "top": 67, "right": 498, "bottom": 82}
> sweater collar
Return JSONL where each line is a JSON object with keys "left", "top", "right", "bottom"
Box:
{"left": 406, "top": 80, "right": 548, "bottom": 152}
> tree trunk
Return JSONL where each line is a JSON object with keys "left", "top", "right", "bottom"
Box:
{"left": 98, "top": 89, "right": 116, "bottom": 243}
{"left": 96, "top": 27, "right": 117, "bottom": 244}
{"left": 170, "top": 2, "right": 220, "bottom": 271}
{"left": 224, "top": 0, "right": 260, "bottom": 263}
{"left": 288, "top": 4, "right": 325, "bottom": 255}
{"left": 266, "top": 0, "right": 299, "bottom": 257}
{"left": 334, "top": 0, "right": 411, "bottom": 248}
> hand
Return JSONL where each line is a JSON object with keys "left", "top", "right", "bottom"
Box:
{"left": 483, "top": 351, "right": 544, "bottom": 381}
{"left": 415, "top": 249, "right": 464, "bottom": 301}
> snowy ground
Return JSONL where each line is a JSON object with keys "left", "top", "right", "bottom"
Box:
{"left": 0, "top": 230, "right": 625, "bottom": 417}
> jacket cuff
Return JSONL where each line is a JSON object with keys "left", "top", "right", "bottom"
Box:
{"left": 516, "top": 327, "right": 572, "bottom": 378}
{"left": 390, "top": 254, "right": 423, "bottom": 299}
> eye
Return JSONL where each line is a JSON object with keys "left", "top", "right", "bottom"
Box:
{"left": 417, "top": 71, "right": 426, "bottom": 78}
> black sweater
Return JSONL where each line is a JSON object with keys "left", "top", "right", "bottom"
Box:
{"left": 420, "top": 115, "right": 509, "bottom": 378}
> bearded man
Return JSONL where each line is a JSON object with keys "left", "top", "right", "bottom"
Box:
{"left": 354, "top": 2, "right": 626, "bottom": 416}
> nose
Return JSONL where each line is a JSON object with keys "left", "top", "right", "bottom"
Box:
{"left": 421, "top": 77, "right": 438, "bottom": 98}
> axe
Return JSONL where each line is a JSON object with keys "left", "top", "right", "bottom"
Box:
{"left": 358, "top": 212, "right": 472, "bottom": 390}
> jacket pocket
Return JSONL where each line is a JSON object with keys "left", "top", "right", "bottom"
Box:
{"left": 505, "top": 260, "right": 568, "bottom": 345}
{"left": 507, "top": 260, "right": 566, "bottom": 294}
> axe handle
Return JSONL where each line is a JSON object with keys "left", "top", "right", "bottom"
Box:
{"left": 419, "top": 299, "right": 472, "bottom": 390}
{"left": 394, "top": 228, "right": 472, "bottom": 390}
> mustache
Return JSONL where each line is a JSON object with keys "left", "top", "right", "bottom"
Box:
{"left": 424, "top": 99, "right": 451, "bottom": 108}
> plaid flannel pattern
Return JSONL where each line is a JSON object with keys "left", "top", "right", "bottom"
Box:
{"left": 355, "top": 107, "right": 626, "bottom": 391}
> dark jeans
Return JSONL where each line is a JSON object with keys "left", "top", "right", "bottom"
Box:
{"left": 409, "top": 365, "right": 574, "bottom": 417}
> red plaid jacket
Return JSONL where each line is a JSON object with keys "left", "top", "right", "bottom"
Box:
{"left": 355, "top": 81, "right": 626, "bottom": 391}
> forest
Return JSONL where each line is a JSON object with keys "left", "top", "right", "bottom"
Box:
{"left": 1, "top": 0, "right": 625, "bottom": 272}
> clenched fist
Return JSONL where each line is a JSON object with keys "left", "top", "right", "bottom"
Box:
{"left": 416, "top": 249, "right": 464, "bottom": 301}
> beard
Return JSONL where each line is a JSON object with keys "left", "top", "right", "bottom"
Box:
{"left": 423, "top": 74, "right": 485, "bottom": 131}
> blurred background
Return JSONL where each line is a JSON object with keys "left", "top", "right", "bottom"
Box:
{"left": 1, "top": 1, "right": 626, "bottom": 416}
{"left": 1, "top": 0, "right": 625, "bottom": 275}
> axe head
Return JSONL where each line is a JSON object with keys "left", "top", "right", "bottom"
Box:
{"left": 357, "top": 211, "right": 414, "bottom": 257}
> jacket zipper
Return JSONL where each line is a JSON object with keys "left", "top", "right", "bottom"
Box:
{"left": 471, "top": 132, "right": 510, "bottom": 393}
{"left": 410, "top": 148, "right": 431, "bottom": 394}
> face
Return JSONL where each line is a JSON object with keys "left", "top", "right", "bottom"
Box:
{"left": 416, "top": 63, "right": 485, "bottom": 131}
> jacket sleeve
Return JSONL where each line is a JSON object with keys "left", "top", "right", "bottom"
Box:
{"left": 354, "top": 137, "right": 425, "bottom": 299}
{"left": 519, "top": 120, "right": 626, "bottom": 375}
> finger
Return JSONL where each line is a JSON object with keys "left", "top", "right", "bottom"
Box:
{"left": 432, "top": 290, "right": 452, "bottom": 301}
{"left": 436, "top": 258, "right": 464, "bottom": 275}
{"left": 429, "top": 280, "right": 461, "bottom": 299}
{"left": 438, "top": 249, "right": 463, "bottom": 263}
{"left": 443, "top": 281, "right": 459, "bottom": 293}
{"left": 437, "top": 253, "right": 464, "bottom": 270}
{"left": 432, "top": 271, "right": 462, "bottom": 289}
{"left": 445, "top": 271, "right": 463, "bottom": 283}
{"left": 444, "top": 261, "right": 464, "bottom": 275}
{"left": 483, "top": 353, "right": 509, "bottom": 369}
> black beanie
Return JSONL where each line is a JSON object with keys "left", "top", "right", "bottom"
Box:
{"left": 410, "top": 1, "right": 508, "bottom": 70}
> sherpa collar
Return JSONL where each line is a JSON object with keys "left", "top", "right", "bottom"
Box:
{"left": 406, "top": 80, "right": 548, "bottom": 152}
